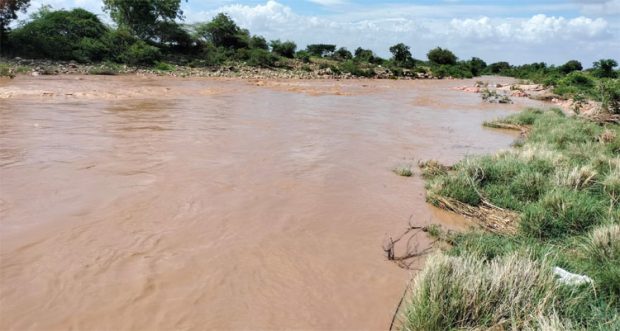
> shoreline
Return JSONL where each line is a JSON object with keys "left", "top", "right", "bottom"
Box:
{"left": 1, "top": 58, "right": 439, "bottom": 80}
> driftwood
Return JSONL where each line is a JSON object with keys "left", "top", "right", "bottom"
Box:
{"left": 382, "top": 218, "right": 437, "bottom": 270}
{"left": 430, "top": 194, "right": 518, "bottom": 234}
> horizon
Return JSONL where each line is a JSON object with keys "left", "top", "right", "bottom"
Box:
{"left": 16, "top": 0, "right": 620, "bottom": 66}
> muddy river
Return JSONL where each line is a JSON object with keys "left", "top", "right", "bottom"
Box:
{"left": 1, "top": 76, "right": 543, "bottom": 330}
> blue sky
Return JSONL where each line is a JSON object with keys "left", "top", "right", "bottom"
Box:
{"left": 22, "top": 0, "right": 620, "bottom": 65}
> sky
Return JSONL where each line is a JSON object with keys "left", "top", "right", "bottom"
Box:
{"left": 20, "top": 0, "right": 620, "bottom": 66}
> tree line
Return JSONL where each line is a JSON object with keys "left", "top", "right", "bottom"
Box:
{"left": 0, "top": 0, "right": 618, "bottom": 82}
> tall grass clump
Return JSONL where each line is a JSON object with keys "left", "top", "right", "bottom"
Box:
{"left": 404, "top": 108, "right": 620, "bottom": 330}
{"left": 402, "top": 252, "right": 564, "bottom": 330}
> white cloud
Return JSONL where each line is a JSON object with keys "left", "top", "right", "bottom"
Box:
{"left": 306, "top": 0, "right": 348, "bottom": 6}
{"left": 187, "top": 1, "right": 617, "bottom": 65}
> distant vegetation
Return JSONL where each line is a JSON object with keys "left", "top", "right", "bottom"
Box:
{"left": 3, "top": 0, "right": 617, "bottom": 84}
{"left": 403, "top": 109, "right": 620, "bottom": 330}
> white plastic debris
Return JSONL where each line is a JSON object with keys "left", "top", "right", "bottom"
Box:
{"left": 553, "top": 267, "right": 593, "bottom": 286}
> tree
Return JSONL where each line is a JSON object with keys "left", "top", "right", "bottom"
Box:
{"left": 333, "top": 47, "right": 352, "bottom": 61}
{"left": 0, "top": 0, "right": 30, "bottom": 53}
{"left": 559, "top": 60, "right": 582, "bottom": 74}
{"left": 306, "top": 44, "right": 336, "bottom": 57}
{"left": 488, "top": 61, "right": 511, "bottom": 74}
{"left": 9, "top": 8, "right": 110, "bottom": 62}
{"left": 593, "top": 59, "right": 618, "bottom": 78}
{"left": 270, "top": 39, "right": 296, "bottom": 58}
{"left": 103, "top": 0, "right": 186, "bottom": 40}
{"left": 195, "top": 13, "right": 248, "bottom": 49}
{"left": 389, "top": 43, "right": 414, "bottom": 68}
{"left": 427, "top": 47, "right": 457, "bottom": 65}
{"left": 249, "top": 35, "right": 268, "bottom": 50}
{"left": 468, "top": 57, "right": 487, "bottom": 76}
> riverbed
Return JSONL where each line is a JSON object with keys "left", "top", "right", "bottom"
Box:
{"left": 0, "top": 76, "right": 544, "bottom": 330}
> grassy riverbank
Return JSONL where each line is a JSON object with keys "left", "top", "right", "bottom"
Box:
{"left": 401, "top": 109, "right": 619, "bottom": 330}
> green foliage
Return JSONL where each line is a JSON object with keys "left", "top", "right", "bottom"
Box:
{"left": 154, "top": 61, "right": 174, "bottom": 71}
{"left": 338, "top": 60, "right": 375, "bottom": 77}
{"left": 427, "top": 47, "right": 457, "bottom": 65}
{"left": 270, "top": 39, "right": 296, "bottom": 58}
{"left": 119, "top": 40, "right": 161, "bottom": 65}
{"left": 155, "top": 21, "right": 192, "bottom": 51}
{"left": 88, "top": 61, "right": 122, "bottom": 75}
{"left": 295, "top": 50, "right": 311, "bottom": 63}
{"left": 389, "top": 43, "right": 414, "bottom": 68}
{"left": 488, "top": 61, "right": 510, "bottom": 74}
{"left": 9, "top": 8, "right": 109, "bottom": 62}
{"left": 305, "top": 44, "right": 336, "bottom": 57}
{"left": 0, "top": 0, "right": 30, "bottom": 53}
{"left": 354, "top": 47, "right": 382, "bottom": 64}
{"left": 195, "top": 13, "right": 249, "bottom": 49}
{"left": 593, "top": 59, "right": 618, "bottom": 78}
{"left": 103, "top": 0, "right": 186, "bottom": 40}
{"left": 0, "top": 62, "right": 14, "bottom": 78}
{"left": 598, "top": 78, "right": 620, "bottom": 114}
{"left": 332, "top": 47, "right": 352, "bottom": 61}
{"left": 393, "top": 164, "right": 413, "bottom": 177}
{"left": 408, "top": 110, "right": 620, "bottom": 330}
{"left": 468, "top": 57, "right": 487, "bottom": 76}
{"left": 249, "top": 35, "right": 268, "bottom": 50}
{"left": 560, "top": 60, "right": 583, "bottom": 74}
{"left": 245, "top": 48, "right": 277, "bottom": 67}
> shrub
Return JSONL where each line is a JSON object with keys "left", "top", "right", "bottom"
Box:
{"left": 246, "top": 48, "right": 277, "bottom": 67}
{"left": 270, "top": 39, "right": 296, "bottom": 58}
{"left": 393, "top": 165, "right": 413, "bottom": 177}
{"left": 338, "top": 60, "right": 374, "bottom": 77}
{"left": 119, "top": 41, "right": 161, "bottom": 65}
{"left": 295, "top": 50, "right": 311, "bottom": 63}
{"left": 560, "top": 60, "right": 583, "bottom": 74}
{"left": 593, "top": 59, "right": 618, "bottom": 79}
{"left": 389, "top": 43, "right": 414, "bottom": 68}
{"left": 0, "top": 62, "right": 13, "bottom": 77}
{"left": 154, "top": 61, "right": 174, "bottom": 71}
{"left": 305, "top": 44, "right": 336, "bottom": 57}
{"left": 402, "top": 252, "right": 562, "bottom": 330}
{"left": 427, "top": 47, "right": 457, "bottom": 65}
{"left": 598, "top": 79, "right": 620, "bottom": 114}
{"left": 10, "top": 8, "right": 109, "bottom": 62}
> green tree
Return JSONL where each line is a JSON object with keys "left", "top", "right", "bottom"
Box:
{"left": 427, "top": 47, "right": 457, "bottom": 65}
{"left": 270, "top": 39, "right": 296, "bottom": 58}
{"left": 1, "top": 0, "right": 30, "bottom": 53}
{"left": 333, "top": 47, "right": 352, "bottom": 61}
{"left": 195, "top": 13, "right": 248, "bottom": 49}
{"left": 249, "top": 35, "right": 268, "bottom": 50}
{"left": 559, "top": 60, "right": 582, "bottom": 74}
{"left": 488, "top": 61, "right": 511, "bottom": 74}
{"left": 468, "top": 57, "right": 487, "bottom": 76}
{"left": 389, "top": 43, "right": 414, "bottom": 68}
{"left": 103, "top": 0, "right": 186, "bottom": 40}
{"left": 10, "top": 8, "right": 110, "bottom": 62}
{"left": 593, "top": 59, "right": 618, "bottom": 78}
{"left": 306, "top": 44, "right": 336, "bottom": 57}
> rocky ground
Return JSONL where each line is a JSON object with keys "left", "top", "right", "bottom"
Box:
{"left": 1, "top": 58, "right": 433, "bottom": 80}
{"left": 453, "top": 81, "right": 602, "bottom": 116}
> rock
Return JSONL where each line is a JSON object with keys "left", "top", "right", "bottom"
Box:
{"left": 553, "top": 267, "right": 593, "bottom": 286}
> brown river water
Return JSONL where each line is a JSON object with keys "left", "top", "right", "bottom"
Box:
{"left": 0, "top": 76, "right": 545, "bottom": 330}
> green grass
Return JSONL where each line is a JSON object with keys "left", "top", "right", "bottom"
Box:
{"left": 88, "top": 62, "right": 122, "bottom": 75}
{"left": 402, "top": 109, "right": 620, "bottom": 330}
{"left": 154, "top": 61, "right": 175, "bottom": 72}
{"left": 0, "top": 63, "right": 14, "bottom": 78}
{"left": 393, "top": 164, "right": 413, "bottom": 177}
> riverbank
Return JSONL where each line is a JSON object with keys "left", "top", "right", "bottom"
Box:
{"left": 0, "top": 58, "right": 435, "bottom": 80}
{"left": 397, "top": 108, "right": 620, "bottom": 330}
